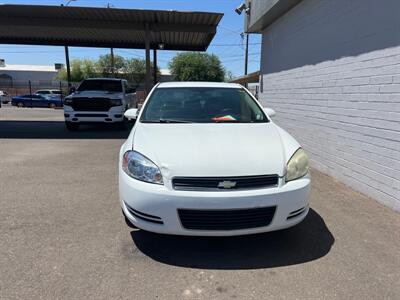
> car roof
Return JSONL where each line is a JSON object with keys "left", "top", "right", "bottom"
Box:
{"left": 83, "top": 78, "right": 123, "bottom": 81}
{"left": 36, "top": 89, "right": 60, "bottom": 91}
{"left": 157, "top": 82, "right": 243, "bottom": 89}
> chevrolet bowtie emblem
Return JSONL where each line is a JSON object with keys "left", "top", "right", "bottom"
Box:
{"left": 218, "top": 180, "right": 237, "bottom": 189}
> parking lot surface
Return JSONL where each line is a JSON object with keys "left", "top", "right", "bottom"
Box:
{"left": 1, "top": 106, "right": 399, "bottom": 299}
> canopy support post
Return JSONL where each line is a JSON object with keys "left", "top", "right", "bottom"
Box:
{"left": 145, "top": 23, "right": 151, "bottom": 95}
{"left": 64, "top": 46, "right": 71, "bottom": 90}
{"left": 153, "top": 48, "right": 157, "bottom": 85}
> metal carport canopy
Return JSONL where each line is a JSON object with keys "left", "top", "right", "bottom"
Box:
{"left": 0, "top": 4, "right": 223, "bottom": 51}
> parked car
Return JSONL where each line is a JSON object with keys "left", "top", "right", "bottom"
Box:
{"left": 35, "top": 89, "right": 62, "bottom": 96}
{"left": 0, "top": 90, "right": 10, "bottom": 104}
{"left": 63, "top": 78, "right": 136, "bottom": 131}
{"left": 11, "top": 94, "right": 63, "bottom": 108}
{"left": 119, "top": 82, "right": 310, "bottom": 236}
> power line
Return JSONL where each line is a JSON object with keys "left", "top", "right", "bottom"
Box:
{"left": 217, "top": 25, "right": 243, "bottom": 35}
{"left": 210, "top": 42, "right": 261, "bottom": 47}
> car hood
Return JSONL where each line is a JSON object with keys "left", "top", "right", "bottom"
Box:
{"left": 69, "top": 90, "right": 123, "bottom": 99}
{"left": 131, "top": 123, "right": 296, "bottom": 178}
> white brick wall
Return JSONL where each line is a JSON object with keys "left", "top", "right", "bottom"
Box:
{"left": 259, "top": 0, "right": 400, "bottom": 210}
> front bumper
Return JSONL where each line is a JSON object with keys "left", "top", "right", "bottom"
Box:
{"left": 119, "top": 170, "right": 311, "bottom": 236}
{"left": 63, "top": 105, "right": 124, "bottom": 123}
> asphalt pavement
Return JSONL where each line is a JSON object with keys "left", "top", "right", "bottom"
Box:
{"left": 0, "top": 106, "right": 399, "bottom": 299}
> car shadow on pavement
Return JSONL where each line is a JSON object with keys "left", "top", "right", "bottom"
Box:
{"left": 0, "top": 120, "right": 134, "bottom": 139}
{"left": 131, "top": 208, "right": 334, "bottom": 270}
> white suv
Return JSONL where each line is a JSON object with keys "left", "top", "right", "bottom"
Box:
{"left": 35, "top": 89, "right": 62, "bottom": 96}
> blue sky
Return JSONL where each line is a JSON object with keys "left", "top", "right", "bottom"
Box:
{"left": 0, "top": 0, "right": 261, "bottom": 77}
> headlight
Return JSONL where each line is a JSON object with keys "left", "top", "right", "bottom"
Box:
{"left": 110, "top": 99, "right": 122, "bottom": 106}
{"left": 286, "top": 148, "right": 309, "bottom": 182}
{"left": 122, "top": 151, "right": 163, "bottom": 185}
{"left": 64, "top": 98, "right": 73, "bottom": 105}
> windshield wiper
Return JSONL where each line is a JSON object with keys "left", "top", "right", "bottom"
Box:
{"left": 212, "top": 120, "right": 240, "bottom": 123}
{"left": 142, "top": 119, "right": 192, "bottom": 123}
{"left": 159, "top": 119, "right": 192, "bottom": 123}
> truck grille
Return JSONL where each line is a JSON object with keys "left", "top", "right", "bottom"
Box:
{"left": 172, "top": 175, "right": 279, "bottom": 191}
{"left": 70, "top": 97, "right": 113, "bottom": 111}
{"left": 178, "top": 206, "right": 276, "bottom": 230}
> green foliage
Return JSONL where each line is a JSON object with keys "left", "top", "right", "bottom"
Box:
{"left": 57, "top": 58, "right": 96, "bottom": 82}
{"left": 96, "top": 54, "right": 126, "bottom": 76}
{"left": 57, "top": 56, "right": 159, "bottom": 86}
{"left": 80, "top": 59, "right": 97, "bottom": 78}
{"left": 124, "top": 58, "right": 146, "bottom": 87}
{"left": 169, "top": 52, "right": 225, "bottom": 82}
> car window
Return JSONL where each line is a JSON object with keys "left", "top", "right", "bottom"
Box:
{"left": 51, "top": 90, "right": 62, "bottom": 94}
{"left": 77, "top": 80, "right": 122, "bottom": 92}
{"left": 123, "top": 81, "right": 128, "bottom": 92}
{"left": 140, "top": 87, "right": 268, "bottom": 123}
{"left": 36, "top": 91, "right": 49, "bottom": 94}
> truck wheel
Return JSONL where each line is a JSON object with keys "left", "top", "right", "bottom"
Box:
{"left": 48, "top": 103, "right": 56, "bottom": 109}
{"left": 17, "top": 102, "right": 24, "bottom": 107}
{"left": 117, "top": 118, "right": 129, "bottom": 130}
{"left": 65, "top": 122, "right": 79, "bottom": 131}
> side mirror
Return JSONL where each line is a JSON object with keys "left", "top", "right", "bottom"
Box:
{"left": 124, "top": 108, "right": 138, "bottom": 120}
{"left": 69, "top": 87, "right": 76, "bottom": 94}
{"left": 264, "top": 107, "right": 276, "bottom": 118}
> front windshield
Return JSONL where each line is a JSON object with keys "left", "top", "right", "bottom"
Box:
{"left": 77, "top": 80, "right": 122, "bottom": 92}
{"left": 140, "top": 87, "right": 268, "bottom": 123}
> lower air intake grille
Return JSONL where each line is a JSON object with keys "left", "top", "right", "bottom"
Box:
{"left": 178, "top": 206, "right": 276, "bottom": 230}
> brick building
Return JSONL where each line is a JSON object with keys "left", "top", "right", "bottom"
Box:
{"left": 246, "top": 0, "right": 400, "bottom": 210}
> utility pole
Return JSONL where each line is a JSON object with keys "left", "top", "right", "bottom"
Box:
{"left": 244, "top": 33, "right": 249, "bottom": 76}
{"left": 236, "top": 2, "right": 251, "bottom": 87}
{"left": 153, "top": 49, "right": 157, "bottom": 84}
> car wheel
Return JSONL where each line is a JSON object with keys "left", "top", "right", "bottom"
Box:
{"left": 17, "top": 102, "right": 24, "bottom": 108}
{"left": 117, "top": 119, "right": 128, "bottom": 130}
{"left": 65, "top": 121, "right": 79, "bottom": 131}
{"left": 48, "top": 103, "right": 56, "bottom": 109}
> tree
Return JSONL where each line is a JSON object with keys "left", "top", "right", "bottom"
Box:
{"left": 124, "top": 58, "right": 160, "bottom": 88}
{"left": 169, "top": 52, "right": 225, "bottom": 82}
{"left": 80, "top": 59, "right": 97, "bottom": 78}
{"left": 124, "top": 58, "right": 146, "bottom": 88}
{"left": 96, "top": 54, "right": 126, "bottom": 77}
{"left": 57, "top": 58, "right": 97, "bottom": 82}
{"left": 56, "top": 55, "right": 159, "bottom": 85}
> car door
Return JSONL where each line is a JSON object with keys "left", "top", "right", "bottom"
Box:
{"left": 38, "top": 94, "right": 50, "bottom": 107}
{"left": 31, "top": 95, "right": 45, "bottom": 107}
{"left": 22, "top": 95, "right": 33, "bottom": 107}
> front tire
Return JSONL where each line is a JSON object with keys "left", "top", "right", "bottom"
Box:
{"left": 48, "top": 103, "right": 56, "bottom": 109}
{"left": 65, "top": 121, "right": 79, "bottom": 131}
{"left": 117, "top": 117, "right": 130, "bottom": 130}
{"left": 17, "top": 102, "right": 24, "bottom": 108}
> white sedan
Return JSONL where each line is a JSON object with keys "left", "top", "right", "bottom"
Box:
{"left": 119, "top": 82, "right": 310, "bottom": 236}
